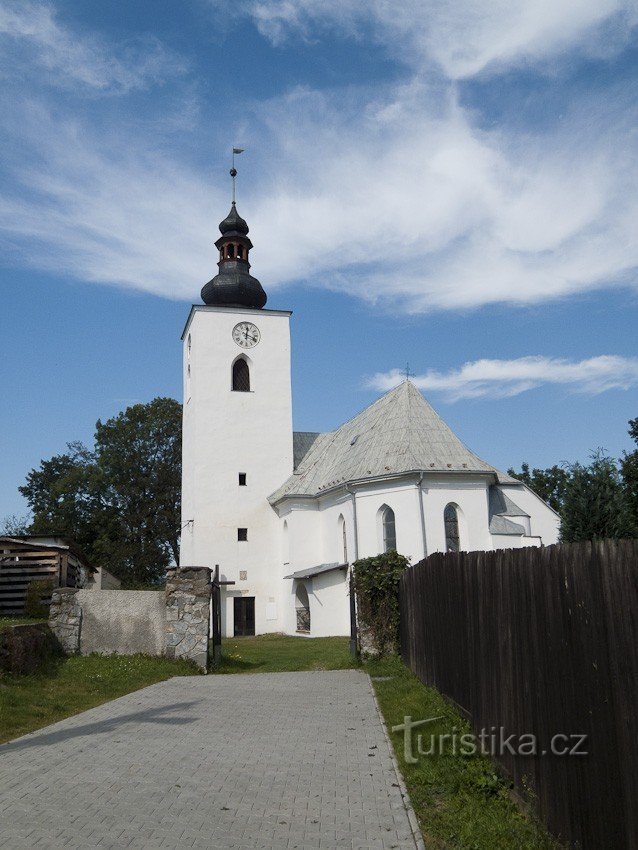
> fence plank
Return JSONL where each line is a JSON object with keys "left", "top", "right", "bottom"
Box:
{"left": 399, "top": 540, "right": 638, "bottom": 850}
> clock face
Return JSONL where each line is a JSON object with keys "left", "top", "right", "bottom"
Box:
{"left": 232, "top": 321, "right": 260, "bottom": 349}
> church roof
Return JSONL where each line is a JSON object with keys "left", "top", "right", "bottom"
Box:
{"left": 270, "top": 381, "right": 517, "bottom": 503}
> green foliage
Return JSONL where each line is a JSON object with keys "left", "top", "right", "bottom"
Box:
{"left": 507, "top": 462, "right": 570, "bottom": 513}
{"left": 352, "top": 551, "right": 409, "bottom": 656}
{"left": 620, "top": 416, "right": 638, "bottom": 534}
{"left": 23, "top": 579, "right": 54, "bottom": 619}
{"left": 19, "top": 398, "right": 182, "bottom": 587}
{"left": 560, "top": 450, "right": 636, "bottom": 542}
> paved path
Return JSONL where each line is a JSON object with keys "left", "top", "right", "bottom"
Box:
{"left": 0, "top": 670, "right": 422, "bottom": 849}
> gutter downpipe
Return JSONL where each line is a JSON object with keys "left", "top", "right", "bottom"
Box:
{"left": 345, "top": 483, "right": 359, "bottom": 658}
{"left": 417, "top": 472, "right": 427, "bottom": 561}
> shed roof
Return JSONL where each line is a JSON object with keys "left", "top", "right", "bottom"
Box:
{"left": 270, "top": 381, "right": 516, "bottom": 503}
{"left": 284, "top": 562, "right": 348, "bottom": 580}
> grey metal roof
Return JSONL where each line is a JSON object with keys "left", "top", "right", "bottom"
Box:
{"left": 489, "top": 515, "right": 526, "bottom": 535}
{"left": 284, "top": 562, "right": 348, "bottom": 580}
{"left": 270, "top": 381, "right": 517, "bottom": 503}
{"left": 489, "top": 487, "right": 530, "bottom": 518}
{"left": 293, "top": 432, "right": 321, "bottom": 470}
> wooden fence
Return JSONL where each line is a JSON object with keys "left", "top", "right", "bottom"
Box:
{"left": 399, "top": 540, "right": 638, "bottom": 850}
{"left": 0, "top": 540, "right": 82, "bottom": 616}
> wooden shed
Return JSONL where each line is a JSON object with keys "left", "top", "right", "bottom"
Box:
{"left": 0, "top": 535, "right": 95, "bottom": 617}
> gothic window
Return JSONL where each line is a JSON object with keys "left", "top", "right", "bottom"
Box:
{"left": 232, "top": 358, "right": 250, "bottom": 392}
{"left": 382, "top": 506, "right": 396, "bottom": 553}
{"left": 444, "top": 504, "right": 460, "bottom": 552}
{"left": 338, "top": 514, "right": 348, "bottom": 563}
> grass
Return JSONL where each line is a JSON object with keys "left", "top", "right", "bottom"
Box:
{"left": 211, "top": 633, "right": 357, "bottom": 673}
{"left": 367, "top": 655, "right": 559, "bottom": 850}
{"left": 0, "top": 653, "right": 200, "bottom": 745}
{"left": 0, "top": 617, "right": 48, "bottom": 627}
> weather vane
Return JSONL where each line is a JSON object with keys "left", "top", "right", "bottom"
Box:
{"left": 403, "top": 362, "right": 415, "bottom": 381}
{"left": 230, "top": 147, "right": 244, "bottom": 204}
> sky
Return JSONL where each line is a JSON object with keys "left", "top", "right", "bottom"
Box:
{"left": 0, "top": 0, "right": 637, "bottom": 521}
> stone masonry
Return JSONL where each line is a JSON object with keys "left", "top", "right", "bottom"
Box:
{"left": 48, "top": 588, "right": 82, "bottom": 653}
{"left": 164, "top": 567, "right": 211, "bottom": 671}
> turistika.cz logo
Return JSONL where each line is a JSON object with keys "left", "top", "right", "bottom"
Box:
{"left": 391, "top": 716, "right": 589, "bottom": 764}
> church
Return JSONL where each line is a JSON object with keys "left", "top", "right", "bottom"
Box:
{"left": 179, "top": 195, "right": 560, "bottom": 639}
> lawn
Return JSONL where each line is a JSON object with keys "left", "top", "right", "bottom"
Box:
{"left": 211, "top": 633, "right": 357, "bottom": 673}
{"left": 0, "top": 617, "right": 47, "bottom": 627}
{"left": 367, "top": 655, "right": 559, "bottom": 850}
{"left": 0, "top": 653, "right": 200, "bottom": 745}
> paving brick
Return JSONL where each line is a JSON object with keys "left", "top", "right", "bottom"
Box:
{"left": 0, "top": 670, "right": 420, "bottom": 849}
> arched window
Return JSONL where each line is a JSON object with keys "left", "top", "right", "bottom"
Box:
{"left": 237, "top": 246, "right": 244, "bottom": 260}
{"left": 382, "top": 506, "right": 396, "bottom": 552}
{"left": 227, "top": 244, "right": 235, "bottom": 259}
{"left": 444, "top": 503, "right": 460, "bottom": 552}
{"left": 232, "top": 357, "right": 250, "bottom": 392}
{"left": 338, "top": 514, "right": 348, "bottom": 563}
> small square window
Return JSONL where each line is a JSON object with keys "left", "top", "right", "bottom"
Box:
{"left": 237, "top": 528, "right": 248, "bottom": 542}
{"left": 239, "top": 570, "right": 247, "bottom": 581}
{"left": 238, "top": 473, "right": 247, "bottom": 486}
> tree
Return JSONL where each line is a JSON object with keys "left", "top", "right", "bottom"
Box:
{"left": 560, "top": 450, "right": 636, "bottom": 543}
{"left": 620, "top": 417, "right": 638, "bottom": 533}
{"left": 19, "top": 398, "right": 182, "bottom": 587}
{"left": 507, "top": 462, "right": 570, "bottom": 513}
{"left": 0, "top": 515, "right": 30, "bottom": 535}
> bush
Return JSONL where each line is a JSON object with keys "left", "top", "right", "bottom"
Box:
{"left": 352, "top": 551, "right": 409, "bottom": 656}
{"left": 24, "top": 579, "right": 55, "bottom": 619}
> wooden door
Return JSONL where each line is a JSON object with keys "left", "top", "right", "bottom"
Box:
{"left": 233, "top": 596, "right": 255, "bottom": 636}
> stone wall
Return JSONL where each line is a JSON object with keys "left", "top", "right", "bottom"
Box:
{"left": 165, "top": 567, "right": 211, "bottom": 671}
{"left": 76, "top": 589, "right": 164, "bottom": 656}
{"left": 49, "top": 588, "right": 82, "bottom": 653}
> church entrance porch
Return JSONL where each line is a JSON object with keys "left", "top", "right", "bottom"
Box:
{"left": 233, "top": 596, "right": 255, "bottom": 636}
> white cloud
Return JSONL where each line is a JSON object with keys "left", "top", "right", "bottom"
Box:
{"left": 1, "top": 79, "right": 638, "bottom": 310}
{"left": 247, "top": 0, "right": 638, "bottom": 78}
{"left": 369, "top": 356, "right": 638, "bottom": 401}
{"left": 0, "top": 1, "right": 185, "bottom": 93}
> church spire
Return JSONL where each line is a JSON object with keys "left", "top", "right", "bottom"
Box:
{"left": 200, "top": 151, "right": 267, "bottom": 309}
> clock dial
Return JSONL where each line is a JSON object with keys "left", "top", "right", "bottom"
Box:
{"left": 232, "top": 321, "right": 260, "bottom": 349}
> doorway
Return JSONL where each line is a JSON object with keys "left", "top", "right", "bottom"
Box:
{"left": 234, "top": 596, "right": 255, "bottom": 636}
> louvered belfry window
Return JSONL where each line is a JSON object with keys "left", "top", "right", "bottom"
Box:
{"left": 444, "top": 504, "right": 460, "bottom": 552}
{"left": 232, "top": 358, "right": 250, "bottom": 392}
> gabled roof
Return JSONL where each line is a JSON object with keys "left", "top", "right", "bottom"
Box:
{"left": 270, "top": 381, "right": 516, "bottom": 503}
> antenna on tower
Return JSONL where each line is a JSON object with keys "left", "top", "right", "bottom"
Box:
{"left": 230, "top": 147, "right": 244, "bottom": 204}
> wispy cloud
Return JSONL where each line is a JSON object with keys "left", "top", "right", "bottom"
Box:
{"left": 369, "top": 356, "right": 638, "bottom": 401}
{"left": 0, "top": 1, "right": 185, "bottom": 93}
{"left": 0, "top": 2, "right": 636, "bottom": 313}
{"left": 247, "top": 0, "right": 638, "bottom": 77}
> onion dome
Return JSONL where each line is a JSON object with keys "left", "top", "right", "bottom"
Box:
{"left": 200, "top": 202, "right": 267, "bottom": 309}
{"left": 218, "top": 202, "right": 249, "bottom": 236}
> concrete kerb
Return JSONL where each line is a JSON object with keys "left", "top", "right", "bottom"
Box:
{"left": 366, "top": 672, "right": 426, "bottom": 850}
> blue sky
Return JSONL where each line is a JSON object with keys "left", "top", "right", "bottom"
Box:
{"left": 1, "top": 0, "right": 637, "bottom": 521}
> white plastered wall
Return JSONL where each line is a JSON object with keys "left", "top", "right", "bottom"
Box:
{"left": 180, "top": 305, "right": 294, "bottom": 637}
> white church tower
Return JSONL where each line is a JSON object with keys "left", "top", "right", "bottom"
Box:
{"left": 180, "top": 176, "right": 293, "bottom": 637}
